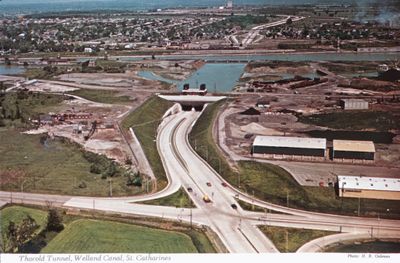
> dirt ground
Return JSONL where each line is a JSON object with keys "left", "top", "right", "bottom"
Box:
{"left": 130, "top": 59, "right": 204, "bottom": 81}
{"left": 23, "top": 89, "right": 149, "bottom": 167}
{"left": 219, "top": 61, "right": 400, "bottom": 186}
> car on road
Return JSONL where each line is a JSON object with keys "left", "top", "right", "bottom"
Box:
{"left": 221, "top": 182, "right": 227, "bottom": 187}
{"left": 187, "top": 187, "right": 193, "bottom": 192}
{"left": 203, "top": 195, "right": 211, "bottom": 203}
{"left": 206, "top": 182, "right": 211, "bottom": 187}
{"left": 231, "top": 204, "right": 238, "bottom": 209}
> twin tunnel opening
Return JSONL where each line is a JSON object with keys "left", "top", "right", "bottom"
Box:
{"left": 181, "top": 104, "right": 205, "bottom": 112}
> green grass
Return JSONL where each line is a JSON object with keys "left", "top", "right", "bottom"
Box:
{"left": 140, "top": 188, "right": 195, "bottom": 208}
{"left": 188, "top": 100, "right": 400, "bottom": 219}
{"left": 324, "top": 240, "right": 400, "bottom": 253}
{"left": 0, "top": 92, "right": 65, "bottom": 128}
{"left": 0, "top": 206, "right": 48, "bottom": 233}
{"left": 320, "top": 62, "right": 379, "bottom": 74}
{"left": 42, "top": 219, "right": 198, "bottom": 253}
{"left": 236, "top": 199, "right": 267, "bottom": 213}
{"left": 0, "top": 130, "right": 144, "bottom": 197}
{"left": 299, "top": 110, "right": 400, "bottom": 131}
{"left": 1, "top": 205, "right": 216, "bottom": 253}
{"left": 69, "top": 89, "right": 132, "bottom": 104}
{"left": 184, "top": 229, "right": 216, "bottom": 253}
{"left": 259, "top": 226, "right": 336, "bottom": 252}
{"left": 95, "top": 59, "right": 126, "bottom": 69}
{"left": 121, "top": 96, "right": 173, "bottom": 190}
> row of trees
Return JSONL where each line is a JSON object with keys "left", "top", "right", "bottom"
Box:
{"left": 1, "top": 208, "right": 64, "bottom": 253}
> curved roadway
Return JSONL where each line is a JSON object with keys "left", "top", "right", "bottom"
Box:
{"left": 1, "top": 104, "right": 400, "bottom": 253}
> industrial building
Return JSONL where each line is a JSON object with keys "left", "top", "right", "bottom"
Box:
{"left": 340, "top": 99, "right": 369, "bottom": 110}
{"left": 333, "top": 140, "right": 375, "bottom": 161}
{"left": 338, "top": 175, "right": 400, "bottom": 200}
{"left": 252, "top": 135, "right": 327, "bottom": 158}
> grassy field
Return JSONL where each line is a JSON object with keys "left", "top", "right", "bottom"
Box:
{"left": 259, "top": 226, "right": 336, "bottom": 252}
{"left": 0, "top": 130, "right": 144, "bottom": 197}
{"left": 121, "top": 96, "right": 173, "bottom": 190}
{"left": 69, "top": 89, "right": 132, "bottom": 104}
{"left": 320, "top": 61, "right": 379, "bottom": 74}
{"left": 1, "top": 205, "right": 215, "bottom": 253}
{"left": 42, "top": 219, "right": 197, "bottom": 253}
{"left": 299, "top": 110, "right": 400, "bottom": 131}
{"left": 324, "top": 240, "right": 400, "bottom": 253}
{"left": 0, "top": 92, "right": 65, "bottom": 128}
{"left": 236, "top": 199, "right": 267, "bottom": 213}
{"left": 188, "top": 101, "right": 400, "bottom": 219}
{"left": 140, "top": 188, "right": 195, "bottom": 208}
{"left": 0, "top": 206, "right": 48, "bottom": 233}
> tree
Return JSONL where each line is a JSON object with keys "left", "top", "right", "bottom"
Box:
{"left": 46, "top": 209, "right": 64, "bottom": 232}
{"left": 17, "top": 216, "right": 39, "bottom": 248}
{"left": 90, "top": 163, "right": 101, "bottom": 174}
{"left": 105, "top": 162, "right": 117, "bottom": 177}
{"left": 286, "top": 18, "right": 293, "bottom": 25}
{"left": 133, "top": 176, "right": 142, "bottom": 187}
{"left": 4, "top": 57, "right": 11, "bottom": 66}
{"left": 5, "top": 221, "right": 17, "bottom": 252}
{"left": 5, "top": 216, "right": 39, "bottom": 252}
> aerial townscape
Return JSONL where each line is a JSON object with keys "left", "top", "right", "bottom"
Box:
{"left": 0, "top": 0, "right": 400, "bottom": 259}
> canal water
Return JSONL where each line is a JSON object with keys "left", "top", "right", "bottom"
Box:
{"left": 137, "top": 71, "right": 179, "bottom": 85}
{"left": 119, "top": 52, "right": 400, "bottom": 62}
{"left": 138, "top": 63, "right": 246, "bottom": 92}
{"left": 0, "top": 65, "right": 25, "bottom": 75}
{"left": 129, "top": 52, "right": 400, "bottom": 92}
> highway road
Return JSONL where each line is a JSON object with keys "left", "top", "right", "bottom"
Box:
{"left": 241, "top": 16, "right": 305, "bottom": 46}
{"left": 1, "top": 104, "right": 400, "bottom": 253}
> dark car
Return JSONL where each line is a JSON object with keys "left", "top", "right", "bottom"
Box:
{"left": 187, "top": 187, "right": 193, "bottom": 192}
{"left": 221, "top": 182, "right": 228, "bottom": 187}
{"left": 206, "top": 182, "right": 211, "bottom": 187}
{"left": 231, "top": 204, "right": 238, "bottom": 209}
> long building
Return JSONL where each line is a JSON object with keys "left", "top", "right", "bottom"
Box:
{"left": 340, "top": 99, "right": 368, "bottom": 110}
{"left": 338, "top": 175, "right": 400, "bottom": 200}
{"left": 252, "top": 135, "right": 327, "bottom": 157}
{"left": 333, "top": 140, "right": 375, "bottom": 160}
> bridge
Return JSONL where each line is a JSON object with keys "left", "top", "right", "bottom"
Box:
{"left": 158, "top": 94, "right": 226, "bottom": 111}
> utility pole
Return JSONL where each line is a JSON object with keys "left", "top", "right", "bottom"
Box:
{"left": 109, "top": 178, "right": 113, "bottom": 197}
{"left": 285, "top": 230, "right": 289, "bottom": 252}
{"left": 286, "top": 190, "right": 289, "bottom": 207}
{"left": 252, "top": 190, "right": 255, "bottom": 210}
{"left": 190, "top": 208, "right": 193, "bottom": 229}
{"left": 358, "top": 197, "right": 360, "bottom": 216}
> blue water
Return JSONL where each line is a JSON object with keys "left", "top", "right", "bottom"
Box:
{"left": 177, "top": 63, "right": 245, "bottom": 92}
{"left": 139, "top": 63, "right": 246, "bottom": 92}
{"left": 118, "top": 52, "right": 400, "bottom": 62}
{"left": 0, "top": 65, "right": 25, "bottom": 75}
{"left": 0, "top": 0, "right": 358, "bottom": 15}
{"left": 137, "top": 71, "right": 179, "bottom": 85}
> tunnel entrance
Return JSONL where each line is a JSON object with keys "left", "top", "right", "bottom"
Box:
{"left": 181, "top": 104, "right": 204, "bottom": 111}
